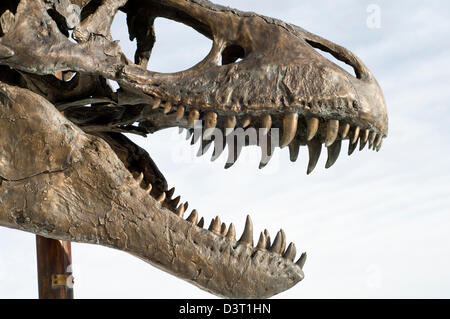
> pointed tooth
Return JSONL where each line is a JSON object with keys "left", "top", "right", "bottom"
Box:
{"left": 368, "top": 131, "right": 377, "bottom": 149}
{"left": 280, "top": 113, "right": 299, "bottom": 148}
{"left": 264, "top": 229, "right": 271, "bottom": 249}
{"left": 186, "top": 210, "right": 198, "bottom": 224}
{"left": 307, "top": 138, "right": 322, "bottom": 175}
{"left": 325, "top": 120, "right": 339, "bottom": 147}
{"left": 340, "top": 123, "right": 350, "bottom": 139}
{"left": 226, "top": 223, "right": 236, "bottom": 241}
{"left": 261, "top": 114, "right": 272, "bottom": 135}
{"left": 348, "top": 139, "right": 358, "bottom": 155}
{"left": 325, "top": 139, "right": 342, "bottom": 169}
{"left": 242, "top": 116, "right": 251, "bottom": 128}
{"left": 144, "top": 183, "right": 152, "bottom": 194}
{"left": 375, "top": 134, "right": 383, "bottom": 148}
{"left": 376, "top": 138, "right": 383, "bottom": 152}
{"left": 211, "top": 137, "right": 226, "bottom": 162}
{"left": 203, "top": 112, "right": 218, "bottom": 139}
{"left": 135, "top": 172, "right": 144, "bottom": 185}
{"left": 197, "top": 217, "right": 204, "bottom": 228}
{"left": 306, "top": 118, "right": 319, "bottom": 141}
{"left": 289, "top": 136, "right": 302, "bottom": 162}
{"left": 187, "top": 109, "right": 200, "bottom": 127}
{"left": 259, "top": 132, "right": 275, "bottom": 169}
{"left": 156, "top": 192, "right": 166, "bottom": 204}
{"left": 176, "top": 105, "right": 185, "bottom": 121}
{"left": 183, "top": 202, "right": 189, "bottom": 211}
{"left": 176, "top": 204, "right": 185, "bottom": 217}
{"left": 220, "top": 223, "right": 227, "bottom": 236}
{"left": 167, "top": 187, "right": 175, "bottom": 199}
{"left": 191, "top": 128, "right": 202, "bottom": 145}
{"left": 238, "top": 215, "right": 253, "bottom": 246}
{"left": 186, "top": 129, "right": 193, "bottom": 140}
{"left": 172, "top": 195, "right": 181, "bottom": 208}
{"left": 225, "top": 135, "right": 242, "bottom": 169}
{"left": 208, "top": 216, "right": 221, "bottom": 234}
{"left": 359, "top": 130, "right": 369, "bottom": 151}
{"left": 351, "top": 126, "right": 360, "bottom": 144}
{"left": 296, "top": 252, "right": 307, "bottom": 269}
{"left": 163, "top": 101, "right": 172, "bottom": 114}
{"left": 256, "top": 232, "right": 267, "bottom": 249}
{"left": 225, "top": 116, "right": 236, "bottom": 136}
{"left": 280, "top": 230, "right": 286, "bottom": 254}
{"left": 270, "top": 230, "right": 284, "bottom": 254}
{"left": 152, "top": 98, "right": 161, "bottom": 110}
{"left": 283, "top": 243, "right": 297, "bottom": 261}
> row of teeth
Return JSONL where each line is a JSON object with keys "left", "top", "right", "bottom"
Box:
{"left": 151, "top": 99, "right": 384, "bottom": 174}
{"left": 132, "top": 172, "right": 306, "bottom": 268}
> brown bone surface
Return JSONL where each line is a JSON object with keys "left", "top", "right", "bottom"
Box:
{"left": 0, "top": 0, "right": 388, "bottom": 298}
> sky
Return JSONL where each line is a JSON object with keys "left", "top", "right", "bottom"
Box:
{"left": 1, "top": 0, "right": 450, "bottom": 298}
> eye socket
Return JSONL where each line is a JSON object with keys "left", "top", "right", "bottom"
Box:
{"left": 305, "top": 39, "right": 360, "bottom": 79}
{"left": 221, "top": 44, "right": 246, "bottom": 65}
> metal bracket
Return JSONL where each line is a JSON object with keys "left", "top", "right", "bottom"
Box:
{"left": 51, "top": 274, "right": 74, "bottom": 288}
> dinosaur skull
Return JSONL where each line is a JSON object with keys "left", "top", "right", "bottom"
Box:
{"left": 0, "top": 0, "right": 388, "bottom": 298}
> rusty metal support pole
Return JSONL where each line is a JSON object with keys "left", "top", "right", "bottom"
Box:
{"left": 35, "top": 235, "right": 74, "bottom": 299}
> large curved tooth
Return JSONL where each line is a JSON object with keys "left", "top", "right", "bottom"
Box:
{"left": 176, "top": 105, "right": 185, "bottom": 121}
{"left": 238, "top": 215, "right": 253, "bottom": 246}
{"left": 325, "top": 139, "right": 342, "bottom": 169}
{"left": 259, "top": 132, "right": 275, "bottom": 169}
{"left": 256, "top": 232, "right": 267, "bottom": 249}
{"left": 134, "top": 172, "right": 144, "bottom": 185}
{"left": 280, "top": 113, "right": 298, "bottom": 148}
{"left": 167, "top": 187, "right": 175, "bottom": 199}
{"left": 261, "top": 114, "right": 272, "bottom": 135}
{"left": 203, "top": 112, "right": 218, "bottom": 139}
{"left": 264, "top": 229, "right": 271, "bottom": 249}
{"left": 359, "top": 129, "right": 370, "bottom": 151}
{"left": 368, "top": 131, "right": 377, "bottom": 149}
{"left": 242, "top": 116, "right": 251, "bottom": 128}
{"left": 226, "top": 223, "right": 236, "bottom": 242}
{"left": 269, "top": 230, "right": 285, "bottom": 254}
{"left": 186, "top": 210, "right": 198, "bottom": 224}
{"left": 208, "top": 216, "right": 221, "bottom": 234}
{"left": 283, "top": 243, "right": 297, "bottom": 261}
{"left": 176, "top": 204, "right": 185, "bottom": 218}
{"left": 296, "top": 252, "right": 307, "bottom": 269}
{"left": 163, "top": 101, "right": 172, "bottom": 114}
{"left": 307, "top": 138, "right": 322, "bottom": 175}
{"left": 156, "top": 192, "right": 166, "bottom": 204}
{"left": 325, "top": 120, "right": 339, "bottom": 147}
{"left": 225, "top": 135, "right": 243, "bottom": 169}
{"left": 144, "top": 183, "right": 152, "bottom": 194}
{"left": 220, "top": 223, "right": 227, "bottom": 236}
{"left": 348, "top": 139, "right": 358, "bottom": 155}
{"left": 289, "top": 136, "right": 302, "bottom": 162}
{"left": 351, "top": 126, "right": 360, "bottom": 144}
{"left": 340, "top": 123, "right": 350, "bottom": 139}
{"left": 197, "top": 217, "right": 205, "bottom": 228}
{"left": 307, "top": 118, "right": 319, "bottom": 141}
{"left": 211, "top": 138, "right": 226, "bottom": 162}
{"left": 187, "top": 109, "right": 200, "bottom": 127}
{"left": 152, "top": 98, "right": 161, "bottom": 110}
{"left": 225, "top": 115, "right": 237, "bottom": 136}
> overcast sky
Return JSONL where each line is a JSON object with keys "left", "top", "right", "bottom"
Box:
{"left": 1, "top": 0, "right": 450, "bottom": 298}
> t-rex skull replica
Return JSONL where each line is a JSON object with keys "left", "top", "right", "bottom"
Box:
{"left": 0, "top": 0, "right": 388, "bottom": 298}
